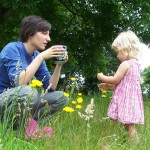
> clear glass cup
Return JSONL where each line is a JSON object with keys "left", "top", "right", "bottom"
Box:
{"left": 53, "top": 45, "right": 67, "bottom": 64}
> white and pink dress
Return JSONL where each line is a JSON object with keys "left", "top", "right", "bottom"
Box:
{"left": 108, "top": 59, "right": 144, "bottom": 124}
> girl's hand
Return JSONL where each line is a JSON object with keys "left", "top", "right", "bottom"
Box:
{"left": 98, "top": 83, "right": 114, "bottom": 90}
{"left": 98, "top": 83, "right": 108, "bottom": 90}
{"left": 40, "top": 45, "right": 64, "bottom": 60}
{"left": 97, "top": 72, "right": 104, "bottom": 81}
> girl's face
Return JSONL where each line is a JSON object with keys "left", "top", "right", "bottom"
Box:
{"left": 116, "top": 50, "right": 128, "bottom": 62}
{"left": 29, "top": 31, "right": 51, "bottom": 50}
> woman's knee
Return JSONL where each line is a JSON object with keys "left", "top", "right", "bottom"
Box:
{"left": 17, "top": 85, "right": 38, "bottom": 99}
{"left": 46, "top": 91, "right": 69, "bottom": 107}
{"left": 61, "top": 95, "right": 69, "bottom": 106}
{"left": 56, "top": 91, "right": 69, "bottom": 105}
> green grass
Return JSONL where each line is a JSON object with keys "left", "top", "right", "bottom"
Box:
{"left": 0, "top": 94, "right": 149, "bottom": 150}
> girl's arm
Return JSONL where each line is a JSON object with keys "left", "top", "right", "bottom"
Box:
{"left": 97, "top": 61, "right": 130, "bottom": 85}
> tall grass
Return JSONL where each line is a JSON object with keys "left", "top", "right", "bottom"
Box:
{"left": 0, "top": 94, "right": 149, "bottom": 150}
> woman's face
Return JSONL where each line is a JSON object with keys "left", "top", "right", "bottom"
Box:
{"left": 29, "top": 31, "right": 51, "bottom": 50}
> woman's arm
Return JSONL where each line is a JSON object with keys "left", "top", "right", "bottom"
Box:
{"left": 49, "top": 64, "right": 62, "bottom": 89}
{"left": 49, "top": 52, "right": 68, "bottom": 89}
{"left": 19, "top": 45, "right": 65, "bottom": 86}
{"left": 19, "top": 54, "right": 44, "bottom": 85}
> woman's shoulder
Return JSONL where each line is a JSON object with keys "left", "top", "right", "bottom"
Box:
{"left": 2, "top": 41, "right": 22, "bottom": 53}
{"left": 4, "top": 41, "right": 21, "bottom": 47}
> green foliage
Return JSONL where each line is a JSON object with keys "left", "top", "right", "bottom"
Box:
{"left": 0, "top": 0, "right": 41, "bottom": 48}
{"left": 0, "top": 95, "right": 150, "bottom": 149}
{"left": 0, "top": 0, "right": 150, "bottom": 91}
{"left": 141, "top": 67, "right": 150, "bottom": 99}
{"left": 117, "top": 1, "right": 150, "bottom": 44}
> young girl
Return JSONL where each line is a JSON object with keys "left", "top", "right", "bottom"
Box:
{"left": 97, "top": 31, "right": 144, "bottom": 144}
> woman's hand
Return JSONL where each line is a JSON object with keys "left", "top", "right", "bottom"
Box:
{"left": 61, "top": 52, "right": 68, "bottom": 64}
{"left": 39, "top": 45, "right": 65, "bottom": 60}
{"left": 64, "top": 52, "right": 68, "bottom": 63}
{"left": 55, "top": 51, "right": 69, "bottom": 65}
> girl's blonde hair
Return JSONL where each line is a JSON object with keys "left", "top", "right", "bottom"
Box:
{"left": 111, "top": 30, "right": 141, "bottom": 60}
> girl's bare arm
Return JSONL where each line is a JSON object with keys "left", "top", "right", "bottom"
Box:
{"left": 97, "top": 61, "right": 130, "bottom": 85}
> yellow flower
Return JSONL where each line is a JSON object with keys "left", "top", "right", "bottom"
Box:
{"left": 29, "top": 83, "right": 36, "bottom": 87}
{"left": 77, "top": 97, "right": 83, "bottom": 103}
{"left": 31, "top": 79, "right": 43, "bottom": 87}
{"left": 76, "top": 105, "right": 82, "bottom": 109}
{"left": 101, "top": 90, "right": 107, "bottom": 94}
{"left": 63, "top": 106, "right": 74, "bottom": 112}
{"left": 64, "top": 92, "right": 69, "bottom": 97}
{"left": 109, "top": 96, "right": 112, "bottom": 99}
{"left": 101, "top": 94, "right": 107, "bottom": 98}
{"left": 70, "top": 77, "right": 76, "bottom": 81}
{"left": 71, "top": 100, "right": 76, "bottom": 104}
{"left": 78, "top": 93, "right": 82, "bottom": 96}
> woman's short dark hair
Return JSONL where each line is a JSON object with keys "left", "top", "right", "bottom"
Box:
{"left": 19, "top": 15, "right": 51, "bottom": 42}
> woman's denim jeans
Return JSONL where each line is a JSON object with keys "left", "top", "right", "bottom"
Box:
{"left": 0, "top": 85, "right": 68, "bottom": 128}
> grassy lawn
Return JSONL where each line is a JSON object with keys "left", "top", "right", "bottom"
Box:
{"left": 0, "top": 94, "right": 149, "bottom": 150}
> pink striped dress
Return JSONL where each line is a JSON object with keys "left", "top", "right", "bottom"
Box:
{"left": 108, "top": 59, "right": 144, "bottom": 124}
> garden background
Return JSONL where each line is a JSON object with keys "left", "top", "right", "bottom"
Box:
{"left": 0, "top": 0, "right": 150, "bottom": 150}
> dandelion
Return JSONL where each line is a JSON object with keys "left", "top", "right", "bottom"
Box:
{"left": 70, "top": 77, "right": 76, "bottom": 81}
{"left": 64, "top": 92, "right": 69, "bottom": 97}
{"left": 78, "top": 93, "right": 82, "bottom": 96}
{"left": 71, "top": 100, "right": 76, "bottom": 104}
{"left": 101, "top": 94, "right": 107, "bottom": 98}
{"left": 63, "top": 106, "right": 74, "bottom": 113}
{"left": 29, "top": 83, "right": 36, "bottom": 87}
{"left": 77, "top": 97, "right": 83, "bottom": 103}
{"left": 29, "top": 79, "right": 43, "bottom": 92}
{"left": 101, "top": 90, "right": 107, "bottom": 94}
{"left": 30, "top": 79, "right": 43, "bottom": 87}
{"left": 76, "top": 105, "right": 82, "bottom": 109}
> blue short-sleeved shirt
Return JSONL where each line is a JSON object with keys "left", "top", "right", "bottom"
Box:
{"left": 0, "top": 41, "right": 51, "bottom": 93}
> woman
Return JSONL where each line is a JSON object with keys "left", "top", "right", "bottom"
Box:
{"left": 0, "top": 15, "right": 69, "bottom": 129}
